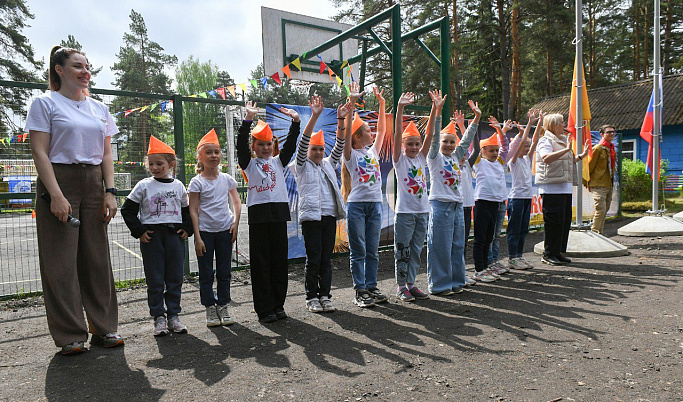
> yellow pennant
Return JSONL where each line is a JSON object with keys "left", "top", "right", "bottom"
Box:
{"left": 292, "top": 57, "right": 301, "bottom": 71}
{"left": 228, "top": 85, "right": 236, "bottom": 97}
{"left": 238, "top": 83, "right": 247, "bottom": 93}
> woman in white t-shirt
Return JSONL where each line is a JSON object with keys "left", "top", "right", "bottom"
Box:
{"left": 341, "top": 83, "right": 388, "bottom": 308}
{"left": 26, "top": 46, "right": 122, "bottom": 355}
{"left": 391, "top": 90, "right": 444, "bottom": 302}
{"left": 189, "top": 129, "right": 242, "bottom": 327}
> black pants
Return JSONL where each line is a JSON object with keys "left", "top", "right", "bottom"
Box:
{"left": 249, "top": 221, "right": 288, "bottom": 319}
{"left": 301, "top": 216, "right": 336, "bottom": 300}
{"left": 140, "top": 225, "right": 184, "bottom": 318}
{"left": 463, "top": 206, "right": 472, "bottom": 260}
{"left": 541, "top": 193, "right": 572, "bottom": 258}
{"left": 472, "top": 200, "right": 499, "bottom": 272}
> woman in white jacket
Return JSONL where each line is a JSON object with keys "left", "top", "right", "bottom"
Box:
{"left": 291, "top": 97, "right": 352, "bottom": 313}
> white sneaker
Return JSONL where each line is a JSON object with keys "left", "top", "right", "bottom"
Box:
{"left": 153, "top": 316, "right": 170, "bottom": 337}
{"left": 508, "top": 258, "right": 530, "bottom": 270}
{"left": 217, "top": 304, "right": 235, "bottom": 326}
{"left": 306, "top": 298, "right": 324, "bottom": 313}
{"left": 464, "top": 275, "right": 477, "bottom": 286}
{"left": 474, "top": 270, "right": 497, "bottom": 283}
{"left": 206, "top": 306, "right": 221, "bottom": 327}
{"left": 483, "top": 268, "right": 501, "bottom": 279}
{"left": 519, "top": 257, "right": 534, "bottom": 269}
{"left": 319, "top": 296, "right": 336, "bottom": 312}
{"left": 491, "top": 261, "right": 510, "bottom": 274}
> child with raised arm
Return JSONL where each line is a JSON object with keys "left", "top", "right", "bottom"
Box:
{"left": 121, "top": 136, "right": 192, "bottom": 337}
{"left": 392, "top": 90, "right": 444, "bottom": 302}
{"left": 237, "top": 101, "right": 299, "bottom": 323}
{"left": 426, "top": 100, "right": 481, "bottom": 296}
{"left": 291, "top": 97, "right": 351, "bottom": 313}
{"left": 342, "top": 82, "right": 389, "bottom": 308}
{"left": 188, "top": 129, "right": 242, "bottom": 327}
{"left": 506, "top": 110, "right": 543, "bottom": 270}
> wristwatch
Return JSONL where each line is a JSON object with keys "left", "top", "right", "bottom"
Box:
{"left": 105, "top": 188, "right": 118, "bottom": 196}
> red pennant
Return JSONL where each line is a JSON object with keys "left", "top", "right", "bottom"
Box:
{"left": 271, "top": 72, "right": 281, "bottom": 85}
{"left": 124, "top": 109, "right": 133, "bottom": 117}
{"left": 216, "top": 87, "right": 226, "bottom": 100}
{"left": 319, "top": 61, "right": 327, "bottom": 74}
{"left": 282, "top": 65, "right": 292, "bottom": 79}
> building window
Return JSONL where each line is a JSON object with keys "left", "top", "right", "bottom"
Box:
{"left": 622, "top": 139, "right": 636, "bottom": 160}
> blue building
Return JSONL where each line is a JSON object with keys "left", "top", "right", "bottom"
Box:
{"left": 533, "top": 74, "right": 683, "bottom": 176}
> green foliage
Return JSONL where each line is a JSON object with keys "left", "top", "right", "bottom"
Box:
{"left": 621, "top": 158, "right": 669, "bottom": 202}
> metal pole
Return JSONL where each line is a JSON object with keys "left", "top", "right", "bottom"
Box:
{"left": 440, "top": 16, "right": 450, "bottom": 126}
{"left": 575, "top": 0, "right": 584, "bottom": 226}
{"left": 391, "top": 4, "right": 402, "bottom": 115}
{"left": 172, "top": 94, "right": 191, "bottom": 276}
{"left": 652, "top": 0, "right": 661, "bottom": 213}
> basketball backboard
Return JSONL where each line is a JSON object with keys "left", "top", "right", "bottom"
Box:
{"left": 261, "top": 7, "right": 359, "bottom": 84}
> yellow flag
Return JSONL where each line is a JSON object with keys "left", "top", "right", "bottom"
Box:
{"left": 341, "top": 60, "right": 348, "bottom": 68}
{"left": 140, "top": 105, "right": 150, "bottom": 112}
{"left": 292, "top": 57, "right": 302, "bottom": 71}
{"left": 228, "top": 85, "right": 236, "bottom": 97}
{"left": 238, "top": 83, "right": 247, "bottom": 93}
{"left": 336, "top": 76, "right": 343, "bottom": 86}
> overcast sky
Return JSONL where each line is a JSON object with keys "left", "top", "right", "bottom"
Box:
{"left": 24, "top": 0, "right": 338, "bottom": 90}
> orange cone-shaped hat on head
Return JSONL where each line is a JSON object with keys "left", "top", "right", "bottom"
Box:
{"left": 251, "top": 120, "right": 273, "bottom": 141}
{"left": 310, "top": 130, "right": 325, "bottom": 146}
{"left": 148, "top": 135, "right": 175, "bottom": 155}
{"left": 440, "top": 122, "right": 461, "bottom": 144}
{"left": 197, "top": 128, "right": 220, "bottom": 151}
{"left": 401, "top": 121, "right": 421, "bottom": 139}
{"left": 480, "top": 134, "right": 501, "bottom": 148}
{"left": 352, "top": 112, "right": 365, "bottom": 134}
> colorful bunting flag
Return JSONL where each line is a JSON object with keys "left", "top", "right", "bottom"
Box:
{"left": 140, "top": 105, "right": 149, "bottom": 112}
{"left": 161, "top": 102, "right": 168, "bottom": 112}
{"left": 216, "top": 87, "right": 226, "bottom": 100}
{"left": 271, "top": 72, "right": 281, "bottom": 85}
{"left": 291, "top": 58, "right": 301, "bottom": 71}
{"left": 344, "top": 84, "right": 350, "bottom": 96}
{"left": 328, "top": 67, "right": 335, "bottom": 80}
{"left": 341, "top": 60, "right": 348, "bottom": 69}
{"left": 124, "top": 109, "right": 134, "bottom": 117}
{"left": 208, "top": 90, "right": 217, "bottom": 98}
{"left": 238, "top": 83, "right": 247, "bottom": 93}
{"left": 149, "top": 103, "right": 158, "bottom": 111}
{"left": 250, "top": 80, "right": 258, "bottom": 88}
{"left": 260, "top": 77, "right": 268, "bottom": 91}
{"left": 198, "top": 92, "right": 208, "bottom": 98}
{"left": 320, "top": 61, "right": 327, "bottom": 74}
{"left": 227, "top": 86, "right": 236, "bottom": 98}
{"left": 336, "top": 75, "right": 343, "bottom": 86}
{"left": 282, "top": 65, "right": 291, "bottom": 79}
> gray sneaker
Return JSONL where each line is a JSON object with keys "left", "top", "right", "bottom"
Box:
{"left": 367, "top": 287, "right": 388, "bottom": 303}
{"left": 319, "top": 296, "right": 336, "bottom": 312}
{"left": 206, "top": 306, "right": 221, "bottom": 327}
{"left": 396, "top": 287, "right": 416, "bottom": 302}
{"left": 217, "top": 304, "right": 235, "bottom": 326}
{"left": 61, "top": 341, "right": 86, "bottom": 355}
{"left": 153, "top": 316, "right": 170, "bottom": 337}
{"left": 167, "top": 315, "right": 187, "bottom": 334}
{"left": 306, "top": 298, "right": 324, "bottom": 313}
{"left": 408, "top": 286, "right": 430, "bottom": 300}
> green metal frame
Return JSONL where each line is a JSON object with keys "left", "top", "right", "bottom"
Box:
{"left": 281, "top": 19, "right": 344, "bottom": 74}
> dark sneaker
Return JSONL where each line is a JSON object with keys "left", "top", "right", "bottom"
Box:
{"left": 396, "top": 287, "right": 416, "bottom": 302}
{"left": 367, "top": 287, "right": 388, "bottom": 303}
{"left": 91, "top": 332, "right": 124, "bottom": 347}
{"left": 354, "top": 290, "right": 376, "bottom": 308}
{"left": 275, "top": 309, "right": 288, "bottom": 320}
{"left": 408, "top": 286, "right": 430, "bottom": 300}
{"left": 259, "top": 313, "right": 277, "bottom": 324}
{"left": 557, "top": 254, "right": 572, "bottom": 264}
{"left": 541, "top": 255, "right": 566, "bottom": 266}
{"left": 61, "top": 341, "right": 86, "bottom": 355}
{"left": 431, "top": 289, "right": 456, "bottom": 296}
{"left": 167, "top": 315, "right": 188, "bottom": 334}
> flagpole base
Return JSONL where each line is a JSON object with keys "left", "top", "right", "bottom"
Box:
{"left": 617, "top": 215, "right": 683, "bottom": 237}
{"left": 646, "top": 209, "right": 667, "bottom": 216}
{"left": 674, "top": 211, "right": 683, "bottom": 223}
{"left": 534, "top": 229, "right": 628, "bottom": 258}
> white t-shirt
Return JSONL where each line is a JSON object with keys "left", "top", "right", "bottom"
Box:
{"left": 536, "top": 137, "right": 573, "bottom": 195}
{"left": 508, "top": 156, "right": 533, "bottom": 199}
{"left": 244, "top": 156, "right": 290, "bottom": 207}
{"left": 25, "top": 91, "right": 119, "bottom": 164}
{"left": 345, "top": 146, "right": 383, "bottom": 203}
{"left": 459, "top": 161, "right": 475, "bottom": 207}
{"left": 427, "top": 152, "right": 463, "bottom": 203}
{"left": 188, "top": 172, "right": 238, "bottom": 232}
{"left": 473, "top": 157, "right": 508, "bottom": 202}
{"left": 394, "top": 153, "right": 429, "bottom": 213}
{"left": 127, "top": 178, "right": 188, "bottom": 225}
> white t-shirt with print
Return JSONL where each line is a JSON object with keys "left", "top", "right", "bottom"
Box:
{"left": 244, "top": 156, "right": 290, "bottom": 207}
{"left": 127, "top": 178, "right": 188, "bottom": 225}
{"left": 25, "top": 91, "right": 119, "bottom": 165}
{"left": 427, "top": 152, "right": 463, "bottom": 203}
{"left": 473, "top": 157, "right": 508, "bottom": 202}
{"left": 345, "top": 146, "right": 382, "bottom": 203}
{"left": 394, "top": 153, "right": 429, "bottom": 213}
{"left": 508, "top": 156, "right": 533, "bottom": 199}
{"left": 188, "top": 172, "right": 238, "bottom": 232}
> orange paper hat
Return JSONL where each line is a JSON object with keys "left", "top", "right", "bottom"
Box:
{"left": 310, "top": 130, "right": 325, "bottom": 146}
{"left": 352, "top": 112, "right": 365, "bottom": 133}
{"left": 251, "top": 120, "right": 273, "bottom": 141}
{"left": 402, "top": 121, "right": 420, "bottom": 139}
{"left": 148, "top": 135, "right": 175, "bottom": 155}
{"left": 197, "top": 128, "right": 220, "bottom": 151}
{"left": 439, "top": 122, "right": 461, "bottom": 144}
{"left": 480, "top": 134, "right": 501, "bottom": 148}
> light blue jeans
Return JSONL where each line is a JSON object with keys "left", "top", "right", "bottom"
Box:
{"left": 427, "top": 200, "right": 466, "bottom": 293}
{"left": 347, "top": 202, "right": 382, "bottom": 290}
{"left": 394, "top": 212, "right": 428, "bottom": 285}
{"left": 488, "top": 202, "right": 507, "bottom": 263}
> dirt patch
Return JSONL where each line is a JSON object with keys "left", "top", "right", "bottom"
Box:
{"left": 1, "top": 217, "right": 682, "bottom": 401}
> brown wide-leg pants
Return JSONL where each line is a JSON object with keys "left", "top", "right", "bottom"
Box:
{"left": 36, "top": 163, "right": 118, "bottom": 347}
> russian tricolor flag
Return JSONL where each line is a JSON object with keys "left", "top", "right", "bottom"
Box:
{"left": 639, "top": 75, "right": 663, "bottom": 181}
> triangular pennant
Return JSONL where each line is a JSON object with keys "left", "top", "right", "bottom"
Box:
{"left": 216, "top": 87, "right": 226, "bottom": 100}
{"left": 344, "top": 84, "right": 350, "bottom": 96}
{"left": 0, "top": 138, "right": 6, "bottom": 146}
{"left": 291, "top": 58, "right": 301, "bottom": 71}
{"left": 208, "top": 90, "right": 217, "bottom": 98}
{"left": 149, "top": 103, "right": 158, "bottom": 111}
{"left": 140, "top": 105, "right": 150, "bottom": 112}
{"left": 320, "top": 60, "right": 326, "bottom": 74}
{"left": 346, "top": 65, "right": 353, "bottom": 76}
{"left": 160, "top": 102, "right": 168, "bottom": 112}
{"left": 250, "top": 79, "right": 258, "bottom": 88}
{"left": 189, "top": 94, "right": 198, "bottom": 98}
{"left": 282, "top": 65, "right": 292, "bottom": 79}
{"left": 271, "top": 72, "right": 281, "bottom": 85}
{"left": 227, "top": 86, "right": 236, "bottom": 98}
{"left": 328, "top": 67, "right": 335, "bottom": 80}
{"left": 336, "top": 75, "right": 343, "bottom": 86}
{"left": 301, "top": 52, "right": 307, "bottom": 59}
{"left": 124, "top": 109, "right": 134, "bottom": 117}
{"left": 114, "top": 111, "right": 123, "bottom": 117}
{"left": 198, "top": 92, "right": 208, "bottom": 98}
{"left": 341, "top": 60, "right": 348, "bottom": 69}
{"left": 238, "top": 83, "right": 247, "bottom": 93}
{"left": 260, "top": 77, "right": 268, "bottom": 90}
{"left": 23, "top": 133, "right": 29, "bottom": 142}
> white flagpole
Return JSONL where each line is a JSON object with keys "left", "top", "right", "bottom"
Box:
{"left": 575, "top": 0, "right": 584, "bottom": 225}
{"left": 651, "top": 0, "right": 661, "bottom": 213}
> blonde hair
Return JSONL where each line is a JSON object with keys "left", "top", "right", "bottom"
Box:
{"left": 195, "top": 144, "right": 222, "bottom": 174}
{"left": 543, "top": 114, "right": 565, "bottom": 136}
{"left": 145, "top": 153, "right": 177, "bottom": 177}
{"left": 341, "top": 125, "right": 365, "bottom": 202}
{"left": 250, "top": 136, "right": 280, "bottom": 157}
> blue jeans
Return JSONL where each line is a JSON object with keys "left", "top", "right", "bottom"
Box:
{"left": 197, "top": 230, "right": 232, "bottom": 307}
{"left": 394, "top": 212, "right": 428, "bottom": 285}
{"left": 140, "top": 226, "right": 185, "bottom": 317}
{"left": 506, "top": 198, "right": 531, "bottom": 258}
{"left": 347, "top": 202, "right": 382, "bottom": 290}
{"left": 488, "top": 202, "right": 507, "bottom": 264}
{"left": 427, "top": 200, "right": 466, "bottom": 293}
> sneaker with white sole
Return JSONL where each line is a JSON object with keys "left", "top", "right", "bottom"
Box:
{"left": 319, "top": 296, "right": 336, "bottom": 312}
{"left": 489, "top": 261, "right": 510, "bottom": 274}
{"left": 217, "top": 304, "right": 235, "bottom": 325}
{"left": 408, "top": 286, "right": 430, "bottom": 300}
{"left": 519, "top": 257, "right": 534, "bottom": 269}
{"left": 354, "top": 290, "right": 375, "bottom": 308}
{"left": 306, "top": 298, "right": 324, "bottom": 313}
{"left": 367, "top": 287, "right": 388, "bottom": 303}
{"left": 396, "top": 287, "right": 416, "bottom": 302}
{"left": 484, "top": 268, "right": 502, "bottom": 278}
{"left": 91, "top": 332, "right": 124, "bottom": 347}
{"left": 508, "top": 258, "right": 529, "bottom": 270}
{"left": 153, "top": 316, "right": 170, "bottom": 337}
{"left": 474, "top": 270, "right": 497, "bottom": 283}
{"left": 464, "top": 275, "right": 477, "bottom": 286}
{"left": 206, "top": 306, "right": 221, "bottom": 327}
{"left": 61, "top": 341, "right": 86, "bottom": 355}
{"left": 167, "top": 315, "right": 188, "bottom": 334}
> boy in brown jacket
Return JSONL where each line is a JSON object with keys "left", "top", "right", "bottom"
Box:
{"left": 585, "top": 125, "right": 616, "bottom": 234}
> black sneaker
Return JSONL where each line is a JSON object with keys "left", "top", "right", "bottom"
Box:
{"left": 259, "top": 313, "right": 277, "bottom": 324}
{"left": 541, "top": 255, "right": 566, "bottom": 266}
{"left": 275, "top": 309, "right": 288, "bottom": 320}
{"left": 557, "top": 254, "right": 572, "bottom": 264}
{"left": 354, "top": 290, "right": 376, "bottom": 308}
{"left": 367, "top": 287, "right": 388, "bottom": 303}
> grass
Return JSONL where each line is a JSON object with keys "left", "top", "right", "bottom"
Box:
{"left": 622, "top": 194, "right": 683, "bottom": 216}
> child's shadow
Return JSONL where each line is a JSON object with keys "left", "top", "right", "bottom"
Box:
{"left": 209, "top": 323, "right": 291, "bottom": 370}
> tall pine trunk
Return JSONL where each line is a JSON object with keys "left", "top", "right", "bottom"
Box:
{"left": 509, "top": 1, "right": 521, "bottom": 119}
{"left": 497, "top": 0, "right": 511, "bottom": 119}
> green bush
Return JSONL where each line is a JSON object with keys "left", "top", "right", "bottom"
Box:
{"left": 621, "top": 158, "right": 669, "bottom": 202}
